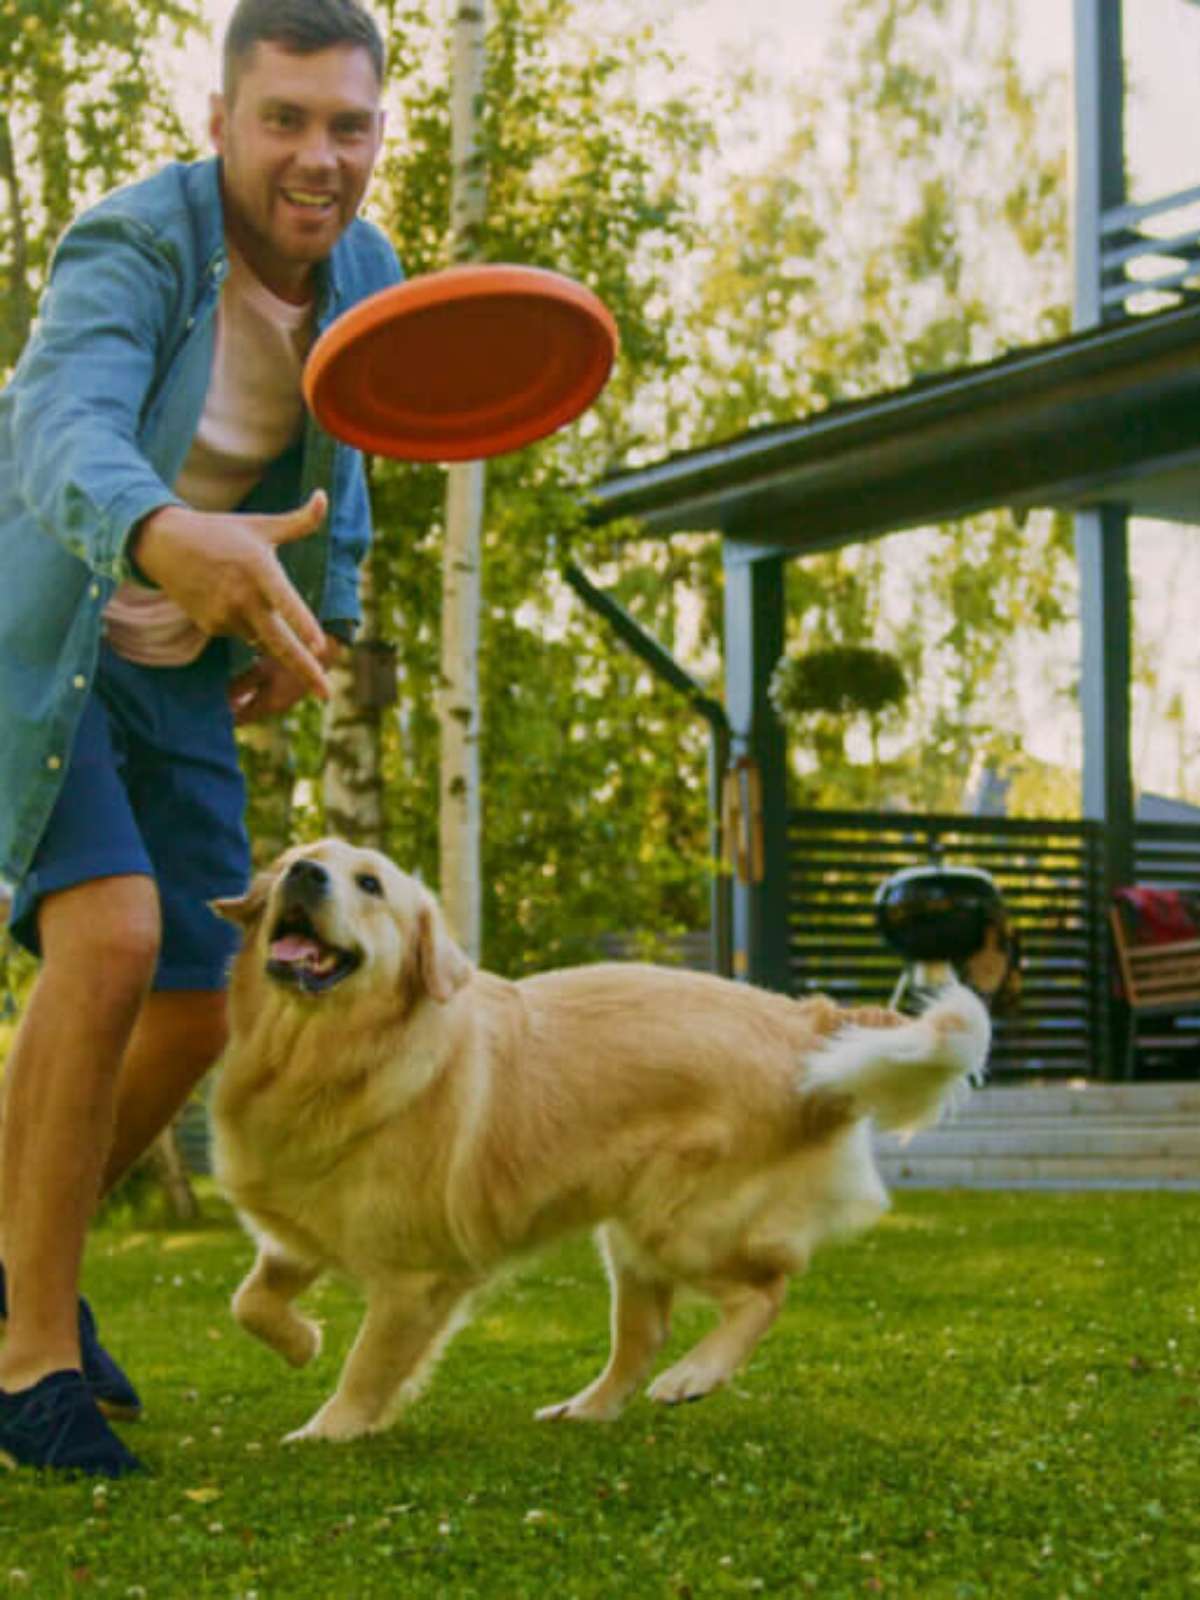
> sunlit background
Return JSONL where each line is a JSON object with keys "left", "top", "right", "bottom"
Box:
{"left": 176, "top": 0, "right": 1200, "bottom": 804}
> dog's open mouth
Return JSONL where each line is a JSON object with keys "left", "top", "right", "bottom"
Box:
{"left": 266, "top": 905, "right": 362, "bottom": 995}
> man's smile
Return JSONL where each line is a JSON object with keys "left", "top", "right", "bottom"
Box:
{"left": 280, "top": 187, "right": 338, "bottom": 212}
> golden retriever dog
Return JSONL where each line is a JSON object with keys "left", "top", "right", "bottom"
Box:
{"left": 210, "top": 839, "right": 990, "bottom": 1444}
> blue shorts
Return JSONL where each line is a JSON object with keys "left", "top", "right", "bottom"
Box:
{"left": 10, "top": 639, "right": 251, "bottom": 991}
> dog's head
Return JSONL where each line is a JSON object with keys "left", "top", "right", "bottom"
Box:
{"left": 214, "top": 840, "right": 472, "bottom": 1010}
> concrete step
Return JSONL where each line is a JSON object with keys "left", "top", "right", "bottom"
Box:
{"left": 873, "top": 1082, "right": 1200, "bottom": 1189}
{"left": 960, "top": 1083, "right": 1200, "bottom": 1117}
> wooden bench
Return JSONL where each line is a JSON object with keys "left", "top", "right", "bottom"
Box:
{"left": 1108, "top": 901, "right": 1200, "bottom": 1075}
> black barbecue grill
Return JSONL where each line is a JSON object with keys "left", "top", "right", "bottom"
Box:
{"left": 874, "top": 864, "right": 1003, "bottom": 964}
{"left": 874, "top": 862, "right": 1019, "bottom": 1012}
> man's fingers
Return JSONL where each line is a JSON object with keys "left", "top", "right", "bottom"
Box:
{"left": 254, "top": 609, "right": 331, "bottom": 702}
{"left": 253, "top": 554, "right": 328, "bottom": 657}
{"left": 263, "top": 489, "right": 328, "bottom": 547}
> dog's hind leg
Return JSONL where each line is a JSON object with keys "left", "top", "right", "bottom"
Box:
{"left": 537, "top": 1224, "right": 674, "bottom": 1423}
{"left": 647, "top": 1270, "right": 787, "bottom": 1407}
{"left": 233, "top": 1247, "right": 324, "bottom": 1369}
{"left": 285, "top": 1272, "right": 473, "bottom": 1444}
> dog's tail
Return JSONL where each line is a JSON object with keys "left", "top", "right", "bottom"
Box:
{"left": 802, "top": 984, "right": 990, "bottom": 1137}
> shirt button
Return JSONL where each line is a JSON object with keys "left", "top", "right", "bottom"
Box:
{"left": 73, "top": 674, "right": 86, "bottom": 690}
{"left": 89, "top": 582, "right": 101, "bottom": 600}
{"left": 47, "top": 755, "right": 62, "bottom": 771}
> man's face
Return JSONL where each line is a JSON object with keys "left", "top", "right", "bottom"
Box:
{"left": 211, "top": 41, "right": 384, "bottom": 301}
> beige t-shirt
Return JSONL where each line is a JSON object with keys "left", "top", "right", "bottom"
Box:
{"left": 104, "top": 250, "right": 315, "bottom": 666}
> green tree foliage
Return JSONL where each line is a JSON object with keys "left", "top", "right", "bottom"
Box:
{"left": 266, "top": 0, "right": 722, "bottom": 975}
{"left": 274, "top": 0, "right": 1081, "bottom": 966}
{"left": 678, "top": 0, "right": 1077, "bottom": 814}
{"left": 0, "top": 0, "right": 1085, "bottom": 979}
{"left": 0, "top": 0, "right": 202, "bottom": 373}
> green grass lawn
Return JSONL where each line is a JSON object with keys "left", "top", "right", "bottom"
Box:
{"left": 3, "top": 1188, "right": 1199, "bottom": 1598}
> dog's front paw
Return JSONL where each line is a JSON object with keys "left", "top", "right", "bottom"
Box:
{"left": 535, "top": 1391, "right": 625, "bottom": 1423}
{"left": 283, "top": 1401, "right": 371, "bottom": 1444}
{"left": 646, "top": 1358, "right": 725, "bottom": 1407}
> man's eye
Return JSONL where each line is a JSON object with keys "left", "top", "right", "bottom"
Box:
{"left": 356, "top": 872, "right": 384, "bottom": 898}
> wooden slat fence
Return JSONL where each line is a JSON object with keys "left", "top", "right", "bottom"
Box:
{"left": 787, "top": 809, "right": 1109, "bottom": 1078}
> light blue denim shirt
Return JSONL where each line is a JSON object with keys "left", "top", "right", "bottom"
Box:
{"left": 0, "top": 157, "right": 402, "bottom": 888}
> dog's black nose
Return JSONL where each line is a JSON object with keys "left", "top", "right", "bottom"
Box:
{"left": 282, "top": 858, "right": 329, "bottom": 908}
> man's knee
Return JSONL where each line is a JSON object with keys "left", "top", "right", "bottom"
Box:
{"left": 39, "top": 876, "right": 162, "bottom": 986}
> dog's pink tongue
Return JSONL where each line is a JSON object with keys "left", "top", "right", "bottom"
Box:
{"left": 270, "top": 934, "right": 321, "bottom": 964}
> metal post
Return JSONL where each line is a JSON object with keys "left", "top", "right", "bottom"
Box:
{"left": 722, "top": 546, "right": 790, "bottom": 992}
{"left": 1073, "top": 0, "right": 1133, "bottom": 1077}
{"left": 1072, "top": 0, "right": 1125, "bottom": 328}
{"left": 1077, "top": 504, "right": 1135, "bottom": 1076}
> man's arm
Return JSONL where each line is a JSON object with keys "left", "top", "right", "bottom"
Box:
{"left": 6, "top": 212, "right": 187, "bottom": 583}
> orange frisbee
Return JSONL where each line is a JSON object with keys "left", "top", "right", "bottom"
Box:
{"left": 303, "top": 263, "right": 619, "bottom": 462}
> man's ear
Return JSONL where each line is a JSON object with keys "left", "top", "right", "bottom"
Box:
{"left": 415, "top": 903, "right": 472, "bottom": 1003}
{"left": 209, "top": 91, "right": 227, "bottom": 156}
{"left": 211, "top": 869, "right": 273, "bottom": 930}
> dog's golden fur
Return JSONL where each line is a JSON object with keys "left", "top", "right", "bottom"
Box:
{"left": 211, "top": 839, "right": 990, "bottom": 1442}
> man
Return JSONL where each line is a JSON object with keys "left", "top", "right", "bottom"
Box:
{"left": 0, "top": 0, "right": 399, "bottom": 1476}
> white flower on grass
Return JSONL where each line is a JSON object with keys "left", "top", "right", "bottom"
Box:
{"left": 523, "top": 1509, "right": 549, "bottom": 1525}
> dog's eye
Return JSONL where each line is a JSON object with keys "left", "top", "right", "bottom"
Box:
{"left": 355, "top": 872, "right": 384, "bottom": 898}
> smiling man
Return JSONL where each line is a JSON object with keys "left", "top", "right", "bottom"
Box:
{"left": 0, "top": 0, "right": 399, "bottom": 1477}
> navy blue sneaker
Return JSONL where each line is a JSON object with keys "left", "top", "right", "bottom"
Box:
{"left": 0, "top": 1370, "right": 145, "bottom": 1478}
{"left": 0, "top": 1265, "right": 142, "bottom": 1422}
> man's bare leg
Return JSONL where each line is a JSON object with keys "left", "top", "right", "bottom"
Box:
{"left": 0, "top": 876, "right": 159, "bottom": 1392}
{"left": 100, "top": 989, "right": 228, "bottom": 1196}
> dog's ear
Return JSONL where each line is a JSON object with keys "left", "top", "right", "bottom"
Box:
{"left": 211, "top": 869, "right": 274, "bottom": 930}
{"left": 414, "top": 903, "right": 472, "bottom": 1003}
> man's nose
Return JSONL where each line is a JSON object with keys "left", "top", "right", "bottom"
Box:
{"left": 294, "top": 124, "right": 337, "bottom": 170}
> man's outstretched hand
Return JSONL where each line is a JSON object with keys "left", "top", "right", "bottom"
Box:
{"left": 131, "top": 491, "right": 332, "bottom": 701}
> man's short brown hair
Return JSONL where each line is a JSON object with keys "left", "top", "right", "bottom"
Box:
{"left": 222, "top": 0, "right": 386, "bottom": 99}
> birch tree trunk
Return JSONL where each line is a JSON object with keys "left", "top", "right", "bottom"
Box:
{"left": 323, "top": 557, "right": 386, "bottom": 849}
{"left": 438, "top": 1, "right": 488, "bottom": 958}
